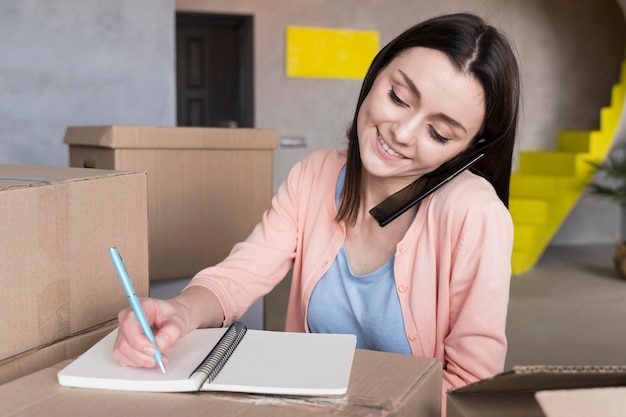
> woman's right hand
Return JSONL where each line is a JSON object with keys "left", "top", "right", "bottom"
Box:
{"left": 113, "top": 296, "right": 192, "bottom": 369}
{"left": 113, "top": 286, "right": 225, "bottom": 369}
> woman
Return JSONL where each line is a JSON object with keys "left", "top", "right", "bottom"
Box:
{"left": 114, "top": 11, "right": 520, "bottom": 401}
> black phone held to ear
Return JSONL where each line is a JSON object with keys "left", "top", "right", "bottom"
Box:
{"left": 369, "top": 151, "right": 486, "bottom": 227}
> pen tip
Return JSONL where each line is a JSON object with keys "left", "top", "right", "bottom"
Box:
{"left": 158, "top": 361, "right": 167, "bottom": 374}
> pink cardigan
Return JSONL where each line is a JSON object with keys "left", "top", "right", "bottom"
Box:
{"left": 188, "top": 147, "right": 513, "bottom": 394}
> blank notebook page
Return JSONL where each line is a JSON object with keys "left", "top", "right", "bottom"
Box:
{"left": 206, "top": 329, "right": 356, "bottom": 396}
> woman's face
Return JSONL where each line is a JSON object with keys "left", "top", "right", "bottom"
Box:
{"left": 357, "top": 47, "right": 486, "bottom": 190}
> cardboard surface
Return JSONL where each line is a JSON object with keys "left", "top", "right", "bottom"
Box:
{"left": 0, "top": 165, "right": 148, "bottom": 383}
{"left": 0, "top": 348, "right": 442, "bottom": 417}
{"left": 64, "top": 125, "right": 278, "bottom": 281}
{"left": 0, "top": 321, "right": 117, "bottom": 385}
{"left": 536, "top": 387, "right": 626, "bottom": 417}
{"left": 447, "top": 365, "right": 626, "bottom": 417}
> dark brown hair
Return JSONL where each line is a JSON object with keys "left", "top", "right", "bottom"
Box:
{"left": 336, "top": 12, "right": 520, "bottom": 226}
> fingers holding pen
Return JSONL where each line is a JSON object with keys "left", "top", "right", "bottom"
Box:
{"left": 114, "top": 303, "right": 162, "bottom": 368}
{"left": 113, "top": 297, "right": 187, "bottom": 369}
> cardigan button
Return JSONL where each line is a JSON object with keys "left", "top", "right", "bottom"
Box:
{"left": 408, "top": 333, "right": 418, "bottom": 341}
{"left": 397, "top": 243, "right": 406, "bottom": 254}
{"left": 398, "top": 284, "right": 409, "bottom": 293}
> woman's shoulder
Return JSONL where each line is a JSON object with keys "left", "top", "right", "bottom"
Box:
{"left": 423, "top": 170, "right": 513, "bottom": 237}
{"left": 291, "top": 147, "right": 347, "bottom": 179}
{"left": 429, "top": 170, "right": 507, "bottom": 213}
{"left": 300, "top": 147, "right": 347, "bottom": 168}
{"left": 282, "top": 148, "right": 347, "bottom": 195}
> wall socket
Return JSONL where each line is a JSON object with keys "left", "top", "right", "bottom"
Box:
{"left": 279, "top": 136, "right": 307, "bottom": 148}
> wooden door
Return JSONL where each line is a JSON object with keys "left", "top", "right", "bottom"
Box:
{"left": 176, "top": 13, "right": 253, "bottom": 127}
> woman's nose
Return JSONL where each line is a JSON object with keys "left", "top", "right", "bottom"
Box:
{"left": 390, "top": 114, "right": 421, "bottom": 144}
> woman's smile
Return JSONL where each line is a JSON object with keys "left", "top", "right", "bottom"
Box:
{"left": 377, "top": 131, "right": 405, "bottom": 160}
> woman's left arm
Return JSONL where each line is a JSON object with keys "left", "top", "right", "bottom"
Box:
{"left": 442, "top": 196, "right": 514, "bottom": 392}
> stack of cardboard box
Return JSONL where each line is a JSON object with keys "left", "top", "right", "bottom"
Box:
{"left": 1, "top": 349, "right": 442, "bottom": 416}
{"left": 0, "top": 128, "right": 445, "bottom": 417}
{"left": 3, "top": 126, "right": 626, "bottom": 416}
{"left": 63, "top": 125, "right": 278, "bottom": 281}
{"left": 0, "top": 164, "right": 149, "bottom": 384}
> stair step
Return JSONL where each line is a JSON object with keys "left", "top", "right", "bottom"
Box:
{"left": 513, "top": 224, "right": 537, "bottom": 251}
{"left": 518, "top": 151, "right": 596, "bottom": 177}
{"left": 510, "top": 58, "right": 625, "bottom": 275}
{"left": 600, "top": 106, "right": 621, "bottom": 133}
{"left": 611, "top": 84, "right": 625, "bottom": 109}
{"left": 519, "top": 151, "right": 577, "bottom": 176}
{"left": 512, "top": 249, "right": 536, "bottom": 276}
{"left": 558, "top": 130, "right": 610, "bottom": 157}
{"left": 510, "top": 173, "right": 580, "bottom": 199}
{"left": 509, "top": 198, "right": 551, "bottom": 225}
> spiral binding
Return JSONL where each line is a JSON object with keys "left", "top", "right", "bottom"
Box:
{"left": 190, "top": 321, "right": 248, "bottom": 384}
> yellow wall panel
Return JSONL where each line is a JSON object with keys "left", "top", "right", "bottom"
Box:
{"left": 286, "top": 26, "right": 379, "bottom": 79}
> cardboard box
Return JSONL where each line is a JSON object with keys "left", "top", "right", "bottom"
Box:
{"left": 64, "top": 125, "right": 278, "bottom": 281}
{"left": 0, "top": 321, "right": 117, "bottom": 385}
{"left": 447, "top": 365, "right": 626, "bottom": 417}
{"left": 0, "top": 348, "right": 442, "bottom": 417}
{"left": 0, "top": 165, "right": 148, "bottom": 383}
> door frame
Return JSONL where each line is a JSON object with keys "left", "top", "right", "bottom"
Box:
{"left": 175, "top": 12, "right": 254, "bottom": 127}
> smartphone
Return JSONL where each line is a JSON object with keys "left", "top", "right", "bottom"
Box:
{"left": 369, "top": 150, "right": 486, "bottom": 227}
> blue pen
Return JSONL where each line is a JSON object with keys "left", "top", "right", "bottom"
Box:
{"left": 109, "top": 247, "right": 166, "bottom": 374}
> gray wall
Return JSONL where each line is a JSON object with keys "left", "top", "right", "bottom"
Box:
{"left": 177, "top": 0, "right": 626, "bottom": 246}
{"left": 0, "top": 0, "right": 176, "bottom": 166}
{"left": 2, "top": 0, "right": 626, "bottom": 246}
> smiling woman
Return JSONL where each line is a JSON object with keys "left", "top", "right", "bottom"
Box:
{"left": 113, "top": 12, "right": 520, "bottom": 412}
{"left": 356, "top": 48, "right": 486, "bottom": 188}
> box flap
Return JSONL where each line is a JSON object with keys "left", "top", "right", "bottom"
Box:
{"left": 450, "top": 365, "right": 626, "bottom": 395}
{"left": 63, "top": 126, "right": 278, "bottom": 150}
{"left": 346, "top": 349, "right": 442, "bottom": 416}
{"left": 536, "top": 387, "right": 626, "bottom": 417}
{"left": 0, "top": 164, "right": 127, "bottom": 191}
{"left": 447, "top": 391, "right": 544, "bottom": 417}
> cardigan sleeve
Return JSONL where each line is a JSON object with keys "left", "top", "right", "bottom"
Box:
{"left": 440, "top": 181, "right": 514, "bottom": 393}
{"left": 184, "top": 154, "right": 307, "bottom": 325}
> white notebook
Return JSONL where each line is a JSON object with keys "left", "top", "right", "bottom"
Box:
{"left": 57, "top": 322, "right": 357, "bottom": 396}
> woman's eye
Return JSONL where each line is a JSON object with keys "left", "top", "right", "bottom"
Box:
{"left": 388, "top": 88, "right": 408, "bottom": 107}
{"left": 428, "top": 126, "right": 451, "bottom": 144}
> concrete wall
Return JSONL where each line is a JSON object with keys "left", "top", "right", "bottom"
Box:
{"left": 0, "top": 0, "right": 176, "bottom": 166}
{"left": 176, "top": 0, "right": 626, "bottom": 246}
{"left": 1, "top": 0, "right": 625, "bottom": 246}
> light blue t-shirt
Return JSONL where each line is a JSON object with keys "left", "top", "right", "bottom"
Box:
{"left": 307, "top": 166, "right": 412, "bottom": 355}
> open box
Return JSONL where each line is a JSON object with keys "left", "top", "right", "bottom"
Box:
{"left": 447, "top": 365, "right": 626, "bottom": 417}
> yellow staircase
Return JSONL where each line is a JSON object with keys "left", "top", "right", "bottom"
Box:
{"left": 510, "top": 61, "right": 626, "bottom": 275}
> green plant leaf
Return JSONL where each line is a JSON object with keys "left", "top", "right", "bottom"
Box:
{"left": 587, "top": 152, "right": 626, "bottom": 208}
